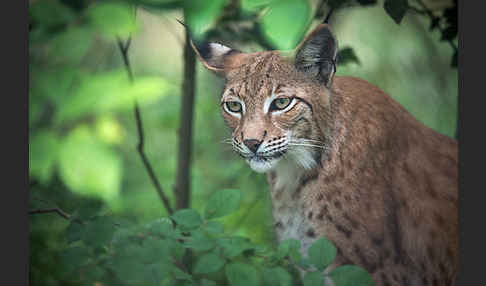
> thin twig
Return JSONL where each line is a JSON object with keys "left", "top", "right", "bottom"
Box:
{"left": 29, "top": 206, "right": 122, "bottom": 227}
{"left": 116, "top": 36, "right": 174, "bottom": 215}
{"left": 29, "top": 208, "right": 71, "bottom": 220}
{"left": 162, "top": 16, "right": 184, "bottom": 45}
{"left": 28, "top": 207, "right": 85, "bottom": 225}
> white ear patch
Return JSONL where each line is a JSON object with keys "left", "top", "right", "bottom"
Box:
{"left": 209, "top": 43, "right": 232, "bottom": 57}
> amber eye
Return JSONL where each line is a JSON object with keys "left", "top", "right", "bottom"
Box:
{"left": 271, "top": 97, "right": 292, "bottom": 111}
{"left": 225, "top": 101, "right": 242, "bottom": 113}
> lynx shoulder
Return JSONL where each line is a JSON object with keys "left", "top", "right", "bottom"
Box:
{"left": 192, "top": 23, "right": 458, "bottom": 286}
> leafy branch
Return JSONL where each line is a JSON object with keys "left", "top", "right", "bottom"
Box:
{"left": 414, "top": 0, "right": 457, "bottom": 54}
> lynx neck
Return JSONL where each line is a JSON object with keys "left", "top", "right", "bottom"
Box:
{"left": 269, "top": 159, "right": 315, "bottom": 252}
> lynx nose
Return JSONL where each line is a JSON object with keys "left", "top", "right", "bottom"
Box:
{"left": 243, "top": 139, "right": 262, "bottom": 153}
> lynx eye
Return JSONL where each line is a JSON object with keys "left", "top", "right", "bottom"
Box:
{"left": 271, "top": 97, "right": 292, "bottom": 111}
{"left": 225, "top": 101, "right": 242, "bottom": 113}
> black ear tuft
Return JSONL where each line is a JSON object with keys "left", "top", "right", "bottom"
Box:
{"left": 294, "top": 24, "right": 338, "bottom": 87}
{"left": 195, "top": 41, "right": 212, "bottom": 62}
{"left": 323, "top": 7, "right": 334, "bottom": 24}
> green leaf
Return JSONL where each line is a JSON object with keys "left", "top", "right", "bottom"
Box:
{"left": 32, "top": 67, "right": 80, "bottom": 104}
{"left": 145, "top": 261, "right": 174, "bottom": 285}
{"left": 95, "top": 115, "right": 125, "bottom": 145}
{"left": 218, "top": 236, "right": 255, "bottom": 258}
{"left": 184, "top": 0, "right": 228, "bottom": 40}
{"left": 329, "top": 265, "right": 375, "bottom": 286}
{"left": 58, "top": 126, "right": 122, "bottom": 201}
{"left": 337, "top": 47, "right": 361, "bottom": 66}
{"left": 82, "top": 264, "right": 105, "bottom": 282}
{"left": 194, "top": 253, "right": 226, "bottom": 274}
{"left": 66, "top": 221, "right": 84, "bottom": 244}
{"left": 303, "top": 271, "right": 324, "bottom": 286}
{"left": 167, "top": 239, "right": 186, "bottom": 261}
{"left": 82, "top": 216, "right": 117, "bottom": 247}
{"left": 171, "top": 209, "right": 203, "bottom": 228}
{"left": 86, "top": 2, "right": 137, "bottom": 39}
{"left": 204, "top": 189, "right": 242, "bottom": 219}
{"left": 59, "top": 246, "right": 91, "bottom": 274}
{"left": 253, "top": 245, "right": 269, "bottom": 256}
{"left": 111, "top": 259, "right": 148, "bottom": 284}
{"left": 29, "top": 131, "right": 60, "bottom": 184}
{"left": 72, "top": 201, "right": 104, "bottom": 220}
{"left": 277, "top": 238, "right": 301, "bottom": 261}
{"left": 149, "top": 218, "right": 178, "bottom": 238}
{"left": 263, "top": 267, "right": 292, "bottom": 286}
{"left": 225, "top": 262, "right": 260, "bottom": 286}
{"left": 261, "top": 0, "right": 311, "bottom": 50}
{"left": 184, "top": 229, "right": 216, "bottom": 251}
{"left": 307, "top": 237, "right": 337, "bottom": 271}
{"left": 299, "top": 257, "right": 313, "bottom": 270}
{"left": 142, "top": 237, "right": 171, "bottom": 263}
{"left": 172, "top": 267, "right": 193, "bottom": 281}
{"left": 55, "top": 71, "right": 171, "bottom": 123}
{"left": 30, "top": 0, "right": 75, "bottom": 29}
{"left": 48, "top": 26, "right": 95, "bottom": 65}
{"left": 113, "top": 239, "right": 145, "bottom": 260}
{"left": 204, "top": 220, "right": 224, "bottom": 235}
{"left": 384, "top": 0, "right": 408, "bottom": 24}
{"left": 200, "top": 279, "right": 217, "bottom": 286}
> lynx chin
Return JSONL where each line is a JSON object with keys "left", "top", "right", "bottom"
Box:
{"left": 191, "top": 22, "right": 458, "bottom": 286}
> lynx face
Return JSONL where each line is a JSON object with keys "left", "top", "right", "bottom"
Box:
{"left": 220, "top": 67, "right": 322, "bottom": 173}
{"left": 192, "top": 25, "right": 337, "bottom": 173}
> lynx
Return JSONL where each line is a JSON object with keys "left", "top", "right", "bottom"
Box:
{"left": 191, "top": 22, "right": 458, "bottom": 286}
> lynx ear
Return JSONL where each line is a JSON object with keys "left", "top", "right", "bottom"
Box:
{"left": 294, "top": 24, "right": 338, "bottom": 87}
{"left": 190, "top": 41, "right": 243, "bottom": 76}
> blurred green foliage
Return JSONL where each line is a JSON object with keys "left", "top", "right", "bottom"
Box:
{"left": 260, "top": 0, "right": 312, "bottom": 50}
{"left": 29, "top": 0, "right": 457, "bottom": 285}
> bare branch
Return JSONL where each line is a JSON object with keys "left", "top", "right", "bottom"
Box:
{"left": 29, "top": 208, "right": 71, "bottom": 220}
{"left": 28, "top": 207, "right": 85, "bottom": 225}
{"left": 29, "top": 207, "right": 123, "bottom": 227}
{"left": 116, "top": 37, "right": 174, "bottom": 215}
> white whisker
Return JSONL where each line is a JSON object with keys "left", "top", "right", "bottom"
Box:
{"left": 291, "top": 138, "right": 324, "bottom": 143}
{"left": 288, "top": 143, "right": 328, "bottom": 150}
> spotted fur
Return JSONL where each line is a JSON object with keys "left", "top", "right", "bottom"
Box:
{"left": 192, "top": 24, "right": 458, "bottom": 286}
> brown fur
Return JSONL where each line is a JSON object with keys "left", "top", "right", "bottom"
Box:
{"left": 192, "top": 24, "right": 458, "bottom": 286}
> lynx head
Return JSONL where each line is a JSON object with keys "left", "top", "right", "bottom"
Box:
{"left": 193, "top": 24, "right": 338, "bottom": 173}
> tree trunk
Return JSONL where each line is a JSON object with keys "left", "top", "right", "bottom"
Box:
{"left": 175, "top": 29, "right": 196, "bottom": 210}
